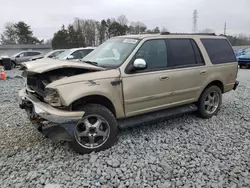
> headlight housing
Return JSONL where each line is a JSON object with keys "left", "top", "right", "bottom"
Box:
{"left": 44, "top": 88, "right": 61, "bottom": 106}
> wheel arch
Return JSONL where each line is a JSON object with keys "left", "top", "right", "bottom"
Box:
{"left": 71, "top": 95, "right": 117, "bottom": 117}
{"left": 199, "top": 80, "right": 224, "bottom": 99}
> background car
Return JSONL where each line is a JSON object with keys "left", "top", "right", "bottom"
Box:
{"left": 54, "top": 47, "right": 95, "bottom": 61}
{"left": 30, "top": 49, "right": 65, "bottom": 61}
{"left": 11, "top": 51, "right": 42, "bottom": 67}
{"left": 237, "top": 50, "right": 250, "bottom": 68}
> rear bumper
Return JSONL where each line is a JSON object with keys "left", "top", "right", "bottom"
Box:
{"left": 233, "top": 81, "right": 239, "bottom": 90}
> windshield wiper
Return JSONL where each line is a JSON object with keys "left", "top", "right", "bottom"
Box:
{"left": 80, "top": 60, "right": 98, "bottom": 66}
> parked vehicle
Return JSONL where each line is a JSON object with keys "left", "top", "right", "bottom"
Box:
{"left": 235, "top": 48, "right": 250, "bottom": 58}
{"left": 54, "top": 47, "right": 95, "bottom": 61}
{"left": 11, "top": 51, "right": 42, "bottom": 67}
{"left": 238, "top": 50, "right": 250, "bottom": 68}
{"left": 19, "top": 33, "right": 239, "bottom": 154}
{"left": 30, "top": 49, "right": 65, "bottom": 61}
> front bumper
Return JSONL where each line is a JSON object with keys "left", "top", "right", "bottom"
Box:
{"left": 238, "top": 61, "right": 250, "bottom": 65}
{"left": 233, "top": 81, "right": 239, "bottom": 90}
{"left": 19, "top": 88, "right": 84, "bottom": 124}
{"left": 19, "top": 88, "right": 85, "bottom": 141}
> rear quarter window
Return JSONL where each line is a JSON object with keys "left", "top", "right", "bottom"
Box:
{"left": 201, "top": 39, "right": 237, "bottom": 64}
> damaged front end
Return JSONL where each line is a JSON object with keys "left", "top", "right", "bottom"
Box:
{"left": 19, "top": 59, "right": 105, "bottom": 142}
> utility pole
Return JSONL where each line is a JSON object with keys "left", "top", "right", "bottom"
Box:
{"left": 224, "top": 22, "right": 227, "bottom": 36}
{"left": 192, "top": 10, "right": 198, "bottom": 33}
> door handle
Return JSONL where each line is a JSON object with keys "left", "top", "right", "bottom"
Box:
{"left": 200, "top": 70, "right": 207, "bottom": 75}
{"left": 160, "top": 76, "right": 169, "bottom": 80}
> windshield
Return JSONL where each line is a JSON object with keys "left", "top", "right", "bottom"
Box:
{"left": 82, "top": 38, "right": 139, "bottom": 67}
{"left": 244, "top": 51, "right": 250, "bottom": 55}
{"left": 12, "top": 52, "right": 23, "bottom": 57}
{"left": 54, "top": 49, "right": 73, "bottom": 60}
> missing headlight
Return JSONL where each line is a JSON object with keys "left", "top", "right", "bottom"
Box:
{"left": 44, "top": 88, "right": 61, "bottom": 106}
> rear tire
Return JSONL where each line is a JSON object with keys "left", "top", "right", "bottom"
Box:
{"left": 239, "top": 64, "right": 243, "bottom": 69}
{"left": 197, "top": 85, "right": 222, "bottom": 119}
{"left": 69, "top": 104, "right": 118, "bottom": 154}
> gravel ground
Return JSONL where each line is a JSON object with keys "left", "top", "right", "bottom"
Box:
{"left": 0, "top": 69, "right": 250, "bottom": 188}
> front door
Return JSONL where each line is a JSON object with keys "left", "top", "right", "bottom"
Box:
{"left": 122, "top": 39, "right": 174, "bottom": 117}
{"left": 16, "top": 52, "right": 30, "bottom": 64}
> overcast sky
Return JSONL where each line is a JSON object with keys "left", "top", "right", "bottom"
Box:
{"left": 1, "top": 0, "right": 249, "bottom": 40}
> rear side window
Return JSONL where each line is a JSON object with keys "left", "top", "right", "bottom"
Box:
{"left": 27, "top": 52, "right": 41, "bottom": 56}
{"left": 201, "top": 39, "right": 236, "bottom": 64}
{"left": 167, "top": 39, "right": 203, "bottom": 67}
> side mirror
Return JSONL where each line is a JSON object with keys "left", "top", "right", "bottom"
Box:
{"left": 16, "top": 55, "right": 20, "bottom": 58}
{"left": 133, "top": 58, "right": 147, "bottom": 70}
{"left": 67, "top": 55, "right": 74, "bottom": 60}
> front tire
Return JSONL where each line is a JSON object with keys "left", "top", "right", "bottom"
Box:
{"left": 11, "top": 61, "right": 16, "bottom": 69}
{"left": 197, "top": 85, "right": 222, "bottom": 119}
{"left": 69, "top": 104, "right": 118, "bottom": 154}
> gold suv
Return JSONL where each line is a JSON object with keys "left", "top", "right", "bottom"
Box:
{"left": 19, "top": 33, "right": 239, "bottom": 153}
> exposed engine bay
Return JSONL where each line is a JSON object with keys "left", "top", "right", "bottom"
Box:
{"left": 24, "top": 68, "right": 100, "bottom": 100}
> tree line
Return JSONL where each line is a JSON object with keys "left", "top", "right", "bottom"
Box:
{"left": 51, "top": 15, "right": 165, "bottom": 49}
{"left": 1, "top": 21, "right": 43, "bottom": 44}
{"left": 1, "top": 15, "right": 250, "bottom": 48}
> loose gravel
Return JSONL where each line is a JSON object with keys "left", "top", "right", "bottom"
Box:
{"left": 0, "top": 69, "right": 250, "bottom": 188}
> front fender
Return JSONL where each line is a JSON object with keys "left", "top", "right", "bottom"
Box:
{"left": 56, "top": 78, "right": 125, "bottom": 118}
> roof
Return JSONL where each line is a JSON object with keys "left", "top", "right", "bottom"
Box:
{"left": 116, "top": 33, "right": 226, "bottom": 40}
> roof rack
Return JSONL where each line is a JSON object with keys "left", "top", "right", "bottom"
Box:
{"left": 160, "top": 32, "right": 216, "bottom": 36}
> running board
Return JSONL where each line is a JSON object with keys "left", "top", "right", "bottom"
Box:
{"left": 117, "top": 104, "right": 197, "bottom": 129}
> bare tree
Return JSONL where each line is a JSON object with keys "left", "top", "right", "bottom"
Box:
{"left": 73, "top": 19, "right": 99, "bottom": 46}
{"left": 117, "top": 15, "right": 128, "bottom": 26}
{"left": 129, "top": 21, "right": 147, "bottom": 34}
{"left": 161, "top": 27, "right": 169, "bottom": 33}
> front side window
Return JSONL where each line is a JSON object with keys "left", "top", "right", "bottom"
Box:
{"left": 135, "top": 39, "right": 168, "bottom": 70}
{"left": 167, "top": 39, "right": 197, "bottom": 67}
{"left": 18, "top": 52, "right": 25, "bottom": 57}
{"left": 82, "top": 38, "right": 139, "bottom": 67}
{"left": 201, "top": 39, "right": 236, "bottom": 64}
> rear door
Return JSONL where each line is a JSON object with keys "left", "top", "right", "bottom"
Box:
{"left": 29, "top": 52, "right": 42, "bottom": 59}
{"left": 166, "top": 38, "right": 207, "bottom": 106}
{"left": 16, "top": 52, "right": 30, "bottom": 63}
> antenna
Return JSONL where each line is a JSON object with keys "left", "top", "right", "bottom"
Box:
{"left": 193, "top": 10, "right": 198, "bottom": 33}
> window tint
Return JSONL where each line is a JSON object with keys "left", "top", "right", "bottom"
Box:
{"left": 136, "top": 39, "right": 167, "bottom": 70}
{"left": 84, "top": 49, "right": 94, "bottom": 56}
{"left": 27, "top": 52, "right": 41, "bottom": 56}
{"left": 71, "top": 50, "right": 85, "bottom": 59}
{"left": 167, "top": 39, "right": 196, "bottom": 67}
{"left": 19, "top": 52, "right": 25, "bottom": 57}
{"left": 191, "top": 40, "right": 204, "bottom": 65}
{"left": 201, "top": 39, "right": 236, "bottom": 64}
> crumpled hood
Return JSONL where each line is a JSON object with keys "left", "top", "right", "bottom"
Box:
{"left": 21, "top": 58, "right": 105, "bottom": 74}
{"left": 47, "top": 68, "right": 120, "bottom": 88}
